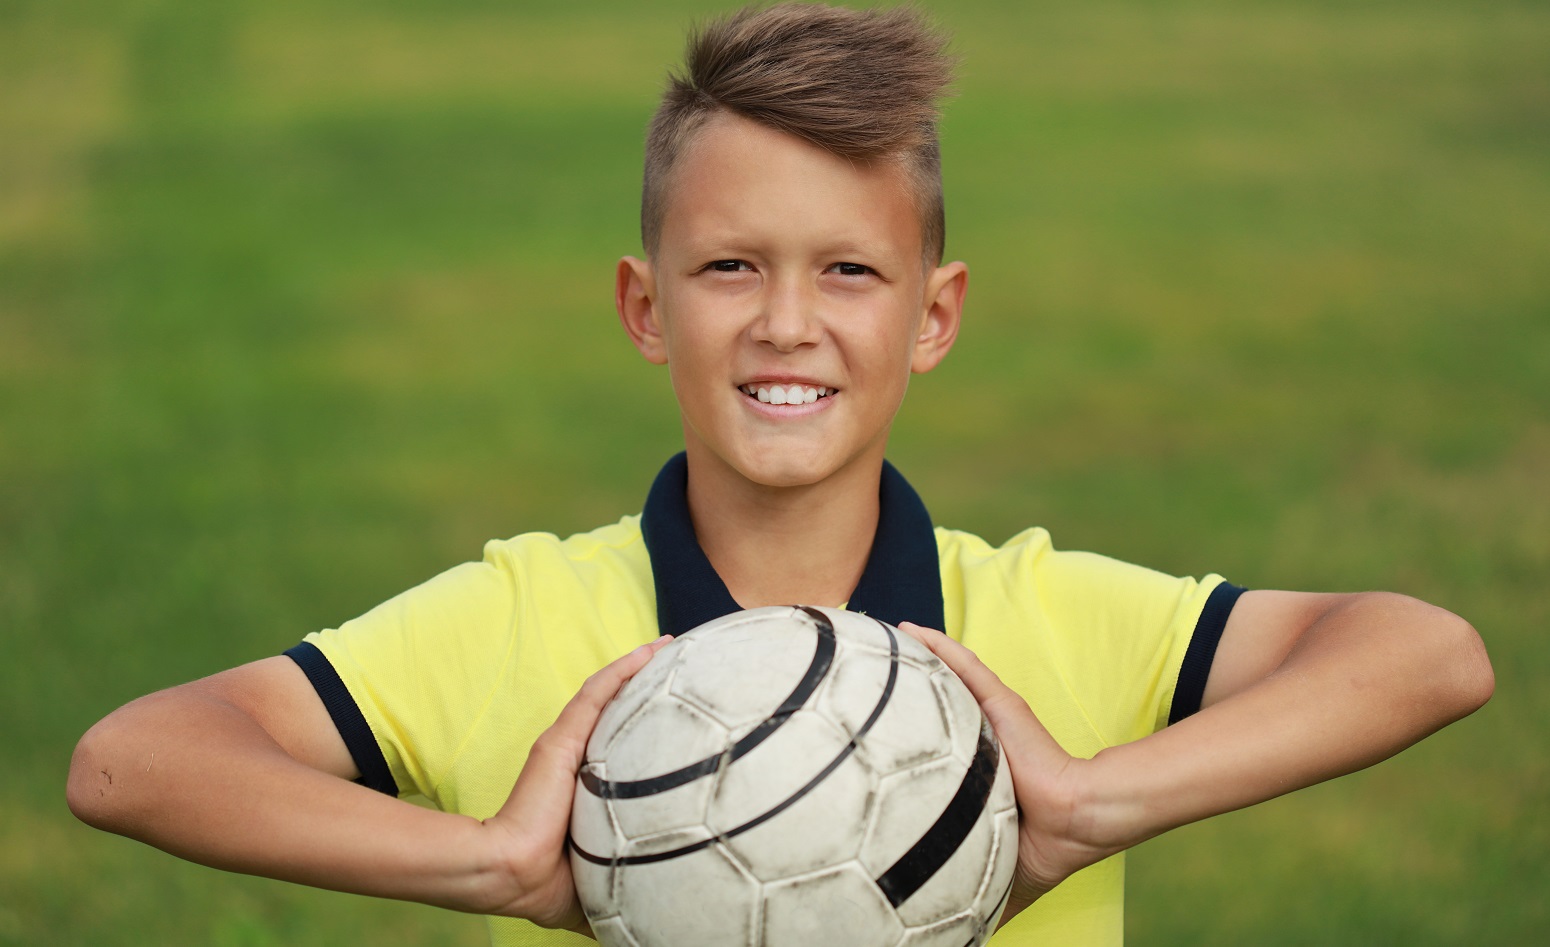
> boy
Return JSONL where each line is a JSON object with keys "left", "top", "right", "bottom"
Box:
{"left": 68, "top": 4, "right": 1493, "bottom": 945}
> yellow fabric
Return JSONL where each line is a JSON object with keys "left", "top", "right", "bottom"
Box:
{"left": 305, "top": 517, "right": 1226, "bottom": 947}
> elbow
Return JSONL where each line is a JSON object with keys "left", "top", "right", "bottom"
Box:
{"left": 66, "top": 723, "right": 111, "bottom": 827}
{"left": 1410, "top": 598, "right": 1494, "bottom": 722}
{"left": 67, "top": 716, "right": 135, "bottom": 832}
{"left": 1449, "top": 616, "right": 1494, "bottom": 717}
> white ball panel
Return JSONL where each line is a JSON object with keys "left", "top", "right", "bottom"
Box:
{"left": 602, "top": 696, "right": 727, "bottom": 840}
{"left": 678, "top": 605, "right": 798, "bottom": 639}
{"left": 705, "top": 709, "right": 852, "bottom": 833}
{"left": 671, "top": 611, "right": 822, "bottom": 730}
{"left": 898, "top": 913, "right": 980, "bottom": 947}
{"left": 587, "top": 641, "right": 686, "bottom": 759}
{"left": 570, "top": 775, "right": 624, "bottom": 920}
{"left": 610, "top": 777, "right": 717, "bottom": 845}
{"left": 614, "top": 843, "right": 760, "bottom": 947}
{"left": 570, "top": 767, "right": 623, "bottom": 856}
{"left": 887, "top": 622, "right": 948, "bottom": 672}
{"left": 823, "top": 648, "right": 951, "bottom": 775}
{"left": 617, "top": 823, "right": 717, "bottom": 861}
{"left": 989, "top": 740, "right": 1016, "bottom": 815}
{"left": 761, "top": 863, "right": 905, "bottom": 947}
{"left": 858, "top": 757, "right": 967, "bottom": 876}
{"left": 589, "top": 915, "right": 641, "bottom": 947}
{"left": 718, "top": 749, "right": 873, "bottom": 881}
{"left": 984, "top": 807, "right": 1020, "bottom": 913}
{"left": 572, "top": 860, "right": 617, "bottom": 927}
{"left": 816, "top": 609, "right": 937, "bottom": 671}
{"left": 931, "top": 668, "right": 986, "bottom": 767}
{"left": 892, "top": 803, "right": 998, "bottom": 928}
{"left": 603, "top": 693, "right": 728, "bottom": 782}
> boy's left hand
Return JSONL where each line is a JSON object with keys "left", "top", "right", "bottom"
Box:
{"left": 902, "top": 589, "right": 1494, "bottom": 929}
{"left": 480, "top": 635, "right": 677, "bottom": 931}
{"left": 896, "top": 623, "right": 1114, "bottom": 922}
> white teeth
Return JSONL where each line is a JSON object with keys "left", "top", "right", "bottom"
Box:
{"left": 745, "top": 384, "right": 833, "bottom": 404}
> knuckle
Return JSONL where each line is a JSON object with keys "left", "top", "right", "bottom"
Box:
{"left": 531, "top": 725, "right": 563, "bottom": 750}
{"left": 581, "top": 667, "right": 618, "bottom": 695}
{"left": 531, "top": 728, "right": 578, "bottom": 762}
{"left": 984, "top": 691, "right": 1028, "bottom": 717}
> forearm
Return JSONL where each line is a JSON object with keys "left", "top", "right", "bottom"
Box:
{"left": 1079, "top": 592, "right": 1493, "bottom": 851}
{"left": 67, "top": 688, "right": 509, "bottom": 914}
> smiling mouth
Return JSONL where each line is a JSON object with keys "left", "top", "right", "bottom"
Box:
{"left": 739, "top": 384, "right": 835, "bottom": 405}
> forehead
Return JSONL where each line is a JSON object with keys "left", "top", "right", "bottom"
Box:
{"left": 657, "top": 113, "right": 923, "bottom": 264}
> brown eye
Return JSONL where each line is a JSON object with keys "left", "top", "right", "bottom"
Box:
{"left": 709, "top": 260, "right": 750, "bottom": 272}
{"left": 831, "top": 262, "right": 871, "bottom": 276}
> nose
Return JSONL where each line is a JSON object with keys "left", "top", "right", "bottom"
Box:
{"left": 752, "top": 277, "right": 823, "bottom": 352}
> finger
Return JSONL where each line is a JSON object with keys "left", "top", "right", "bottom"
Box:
{"left": 547, "top": 635, "right": 675, "bottom": 753}
{"left": 897, "top": 622, "right": 1015, "bottom": 706}
{"left": 497, "top": 636, "right": 674, "bottom": 826}
{"left": 894, "top": 620, "right": 943, "bottom": 645}
{"left": 897, "top": 623, "right": 1067, "bottom": 764}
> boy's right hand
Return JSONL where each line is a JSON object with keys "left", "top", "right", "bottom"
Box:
{"left": 68, "top": 633, "right": 673, "bottom": 934}
{"left": 478, "top": 635, "right": 675, "bottom": 932}
{"left": 894, "top": 623, "right": 1107, "bottom": 921}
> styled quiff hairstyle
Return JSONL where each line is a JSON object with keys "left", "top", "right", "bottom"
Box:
{"left": 642, "top": 3, "right": 955, "bottom": 265}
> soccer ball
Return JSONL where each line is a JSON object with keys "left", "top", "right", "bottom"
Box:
{"left": 569, "top": 605, "right": 1019, "bottom": 947}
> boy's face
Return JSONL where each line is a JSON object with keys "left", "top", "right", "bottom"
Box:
{"left": 618, "top": 113, "right": 966, "bottom": 491}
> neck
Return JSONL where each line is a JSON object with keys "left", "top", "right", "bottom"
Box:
{"left": 684, "top": 450, "right": 882, "bottom": 611}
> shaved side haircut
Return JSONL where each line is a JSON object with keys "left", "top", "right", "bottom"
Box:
{"left": 642, "top": 3, "right": 955, "bottom": 265}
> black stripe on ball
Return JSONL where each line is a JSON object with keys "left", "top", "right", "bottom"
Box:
{"left": 570, "top": 612, "right": 901, "bottom": 867}
{"left": 580, "top": 607, "right": 837, "bottom": 800}
{"left": 874, "top": 715, "right": 1001, "bottom": 908}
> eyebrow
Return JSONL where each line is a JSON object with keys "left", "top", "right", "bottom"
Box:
{"left": 678, "top": 238, "right": 903, "bottom": 264}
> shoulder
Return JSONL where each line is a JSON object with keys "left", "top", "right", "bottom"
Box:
{"left": 936, "top": 524, "right": 1152, "bottom": 586}
{"left": 480, "top": 515, "right": 648, "bottom": 576}
{"left": 934, "top": 524, "right": 1052, "bottom": 565}
{"left": 318, "top": 516, "right": 650, "bottom": 653}
{"left": 936, "top": 524, "right": 1228, "bottom": 664}
{"left": 473, "top": 516, "right": 656, "bottom": 654}
{"left": 937, "top": 524, "right": 1200, "bottom": 592}
{"left": 936, "top": 524, "right": 1234, "bottom": 744}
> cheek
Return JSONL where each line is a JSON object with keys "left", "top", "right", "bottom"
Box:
{"left": 658, "top": 310, "right": 722, "bottom": 369}
{"left": 854, "top": 312, "right": 923, "bottom": 374}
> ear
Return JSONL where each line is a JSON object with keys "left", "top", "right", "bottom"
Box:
{"left": 616, "top": 256, "right": 667, "bottom": 365}
{"left": 911, "top": 260, "right": 967, "bottom": 374}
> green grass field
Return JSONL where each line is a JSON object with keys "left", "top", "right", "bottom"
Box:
{"left": 3, "top": 0, "right": 1546, "bottom": 943}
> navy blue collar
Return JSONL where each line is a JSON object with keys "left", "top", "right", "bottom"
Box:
{"left": 640, "top": 452, "right": 945, "bottom": 636}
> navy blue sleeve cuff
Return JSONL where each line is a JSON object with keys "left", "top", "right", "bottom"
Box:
{"left": 1167, "top": 582, "right": 1248, "bottom": 725}
{"left": 284, "top": 641, "right": 399, "bottom": 796}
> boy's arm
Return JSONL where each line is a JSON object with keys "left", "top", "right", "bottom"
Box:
{"left": 900, "top": 589, "right": 1495, "bottom": 924}
{"left": 66, "top": 639, "right": 673, "bottom": 930}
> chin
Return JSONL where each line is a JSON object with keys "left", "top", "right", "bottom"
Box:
{"left": 740, "top": 456, "right": 831, "bottom": 489}
{"left": 685, "top": 421, "right": 879, "bottom": 491}
{"left": 712, "top": 442, "right": 835, "bottom": 489}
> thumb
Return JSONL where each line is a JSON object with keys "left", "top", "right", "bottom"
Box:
{"left": 896, "top": 623, "right": 1069, "bottom": 769}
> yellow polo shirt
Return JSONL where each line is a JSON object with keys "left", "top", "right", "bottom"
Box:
{"left": 289, "top": 455, "right": 1239, "bottom": 946}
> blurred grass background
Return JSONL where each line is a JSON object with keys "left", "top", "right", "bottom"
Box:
{"left": 2, "top": 0, "right": 1546, "bottom": 943}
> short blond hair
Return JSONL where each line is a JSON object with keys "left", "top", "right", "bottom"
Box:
{"left": 642, "top": 3, "right": 955, "bottom": 264}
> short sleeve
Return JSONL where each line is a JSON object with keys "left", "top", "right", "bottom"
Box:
{"left": 285, "top": 549, "right": 522, "bottom": 803}
{"left": 1031, "top": 546, "right": 1244, "bottom": 744}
